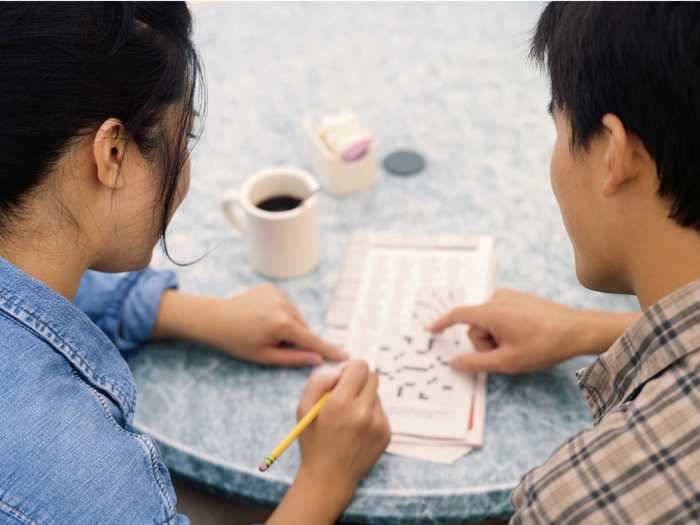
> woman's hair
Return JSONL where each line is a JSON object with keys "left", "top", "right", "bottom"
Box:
{"left": 0, "top": 2, "right": 205, "bottom": 256}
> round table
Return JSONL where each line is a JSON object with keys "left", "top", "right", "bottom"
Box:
{"left": 128, "top": 3, "right": 637, "bottom": 523}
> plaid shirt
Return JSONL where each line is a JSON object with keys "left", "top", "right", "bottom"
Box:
{"left": 511, "top": 280, "right": 700, "bottom": 524}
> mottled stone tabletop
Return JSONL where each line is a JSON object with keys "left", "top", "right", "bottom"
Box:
{"left": 127, "top": 3, "right": 637, "bottom": 524}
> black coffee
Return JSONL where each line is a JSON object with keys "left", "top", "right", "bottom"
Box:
{"left": 256, "top": 195, "right": 302, "bottom": 212}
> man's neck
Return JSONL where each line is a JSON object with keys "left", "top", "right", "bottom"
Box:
{"left": 629, "top": 223, "right": 700, "bottom": 310}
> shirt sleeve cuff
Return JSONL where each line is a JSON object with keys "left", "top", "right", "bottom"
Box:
{"left": 114, "top": 269, "right": 179, "bottom": 352}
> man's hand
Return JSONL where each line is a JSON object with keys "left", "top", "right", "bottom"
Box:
{"left": 431, "top": 288, "right": 639, "bottom": 374}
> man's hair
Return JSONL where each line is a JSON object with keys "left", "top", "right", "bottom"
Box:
{"left": 531, "top": 2, "right": 700, "bottom": 230}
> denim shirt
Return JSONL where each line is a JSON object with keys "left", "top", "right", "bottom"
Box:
{"left": 0, "top": 256, "right": 190, "bottom": 524}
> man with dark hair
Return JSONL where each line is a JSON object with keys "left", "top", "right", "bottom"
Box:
{"left": 432, "top": 3, "right": 700, "bottom": 523}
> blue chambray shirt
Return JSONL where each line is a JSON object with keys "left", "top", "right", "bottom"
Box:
{"left": 0, "top": 256, "right": 190, "bottom": 524}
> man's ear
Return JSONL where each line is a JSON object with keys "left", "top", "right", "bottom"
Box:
{"left": 600, "top": 113, "right": 640, "bottom": 198}
{"left": 93, "top": 118, "right": 126, "bottom": 190}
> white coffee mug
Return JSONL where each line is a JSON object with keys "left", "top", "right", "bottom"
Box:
{"left": 221, "top": 167, "right": 321, "bottom": 279}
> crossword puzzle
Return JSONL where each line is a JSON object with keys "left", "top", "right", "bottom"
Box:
{"left": 374, "top": 287, "right": 468, "bottom": 408}
{"left": 322, "top": 232, "right": 492, "bottom": 441}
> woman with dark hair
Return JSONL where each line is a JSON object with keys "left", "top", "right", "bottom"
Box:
{"left": 0, "top": 3, "right": 390, "bottom": 524}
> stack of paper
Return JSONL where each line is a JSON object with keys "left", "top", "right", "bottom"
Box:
{"left": 321, "top": 232, "right": 493, "bottom": 463}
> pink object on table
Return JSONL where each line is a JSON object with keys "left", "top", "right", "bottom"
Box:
{"left": 341, "top": 138, "right": 372, "bottom": 162}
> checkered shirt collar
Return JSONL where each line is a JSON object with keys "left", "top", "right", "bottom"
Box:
{"left": 577, "top": 279, "right": 700, "bottom": 424}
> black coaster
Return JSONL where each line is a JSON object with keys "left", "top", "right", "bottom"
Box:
{"left": 383, "top": 150, "right": 426, "bottom": 176}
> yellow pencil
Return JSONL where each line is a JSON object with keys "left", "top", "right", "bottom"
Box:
{"left": 258, "top": 392, "right": 331, "bottom": 472}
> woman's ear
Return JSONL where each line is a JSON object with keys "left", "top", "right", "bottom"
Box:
{"left": 93, "top": 118, "right": 126, "bottom": 190}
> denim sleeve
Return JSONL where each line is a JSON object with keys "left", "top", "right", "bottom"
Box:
{"left": 73, "top": 269, "right": 178, "bottom": 353}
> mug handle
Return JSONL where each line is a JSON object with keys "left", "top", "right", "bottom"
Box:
{"left": 221, "top": 190, "right": 248, "bottom": 235}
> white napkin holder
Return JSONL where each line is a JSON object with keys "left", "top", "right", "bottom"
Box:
{"left": 303, "top": 118, "right": 378, "bottom": 195}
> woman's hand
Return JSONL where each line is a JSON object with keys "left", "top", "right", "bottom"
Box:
{"left": 153, "top": 284, "right": 347, "bottom": 367}
{"left": 267, "top": 361, "right": 391, "bottom": 525}
{"left": 431, "top": 288, "right": 640, "bottom": 374}
{"left": 296, "top": 361, "right": 390, "bottom": 491}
